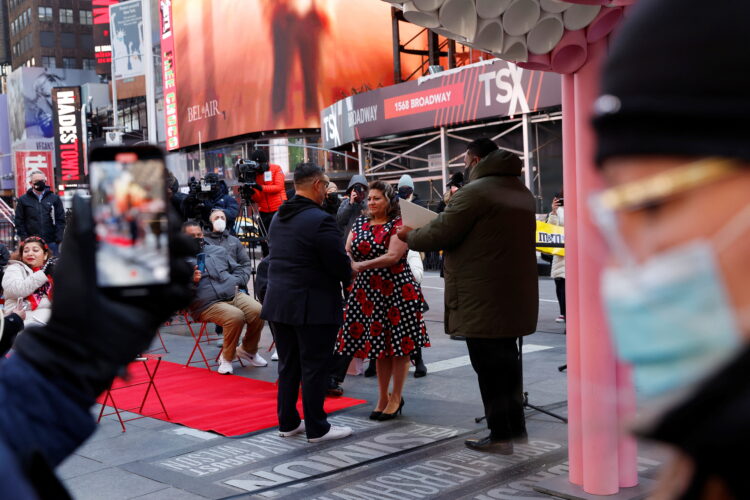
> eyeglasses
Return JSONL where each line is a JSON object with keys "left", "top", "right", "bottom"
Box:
{"left": 592, "top": 158, "right": 741, "bottom": 214}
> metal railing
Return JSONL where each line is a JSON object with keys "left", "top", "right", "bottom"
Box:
{"left": 0, "top": 198, "right": 15, "bottom": 250}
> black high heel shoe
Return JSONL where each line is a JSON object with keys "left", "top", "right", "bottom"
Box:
{"left": 377, "top": 398, "right": 404, "bottom": 421}
{"left": 368, "top": 410, "right": 383, "bottom": 420}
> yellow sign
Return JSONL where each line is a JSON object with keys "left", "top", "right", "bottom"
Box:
{"left": 536, "top": 221, "right": 565, "bottom": 257}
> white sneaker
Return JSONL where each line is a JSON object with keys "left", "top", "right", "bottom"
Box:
{"left": 217, "top": 359, "right": 233, "bottom": 375}
{"left": 271, "top": 349, "right": 279, "bottom": 361}
{"left": 279, "top": 420, "right": 305, "bottom": 437}
{"left": 237, "top": 347, "right": 268, "bottom": 367}
{"left": 308, "top": 425, "right": 353, "bottom": 443}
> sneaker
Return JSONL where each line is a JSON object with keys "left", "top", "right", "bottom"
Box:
{"left": 279, "top": 420, "right": 305, "bottom": 437}
{"left": 271, "top": 349, "right": 279, "bottom": 361}
{"left": 237, "top": 347, "right": 268, "bottom": 367}
{"left": 308, "top": 425, "right": 353, "bottom": 443}
{"left": 555, "top": 315, "right": 566, "bottom": 323}
{"left": 217, "top": 359, "right": 233, "bottom": 375}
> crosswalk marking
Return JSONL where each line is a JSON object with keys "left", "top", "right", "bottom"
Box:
{"left": 410, "top": 344, "right": 554, "bottom": 373}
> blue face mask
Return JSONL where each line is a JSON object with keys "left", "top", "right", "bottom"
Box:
{"left": 602, "top": 242, "right": 741, "bottom": 400}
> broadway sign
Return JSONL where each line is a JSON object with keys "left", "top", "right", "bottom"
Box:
{"left": 322, "top": 58, "right": 561, "bottom": 149}
{"left": 51, "top": 87, "right": 86, "bottom": 188}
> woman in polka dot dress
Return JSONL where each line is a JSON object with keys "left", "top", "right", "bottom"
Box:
{"left": 336, "top": 181, "right": 429, "bottom": 420}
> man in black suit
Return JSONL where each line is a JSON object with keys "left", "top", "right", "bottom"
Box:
{"left": 262, "top": 163, "right": 353, "bottom": 443}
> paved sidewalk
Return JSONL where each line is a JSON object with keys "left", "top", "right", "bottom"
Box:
{"left": 59, "top": 274, "right": 665, "bottom": 499}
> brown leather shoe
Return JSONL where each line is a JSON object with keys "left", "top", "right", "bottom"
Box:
{"left": 464, "top": 435, "right": 514, "bottom": 455}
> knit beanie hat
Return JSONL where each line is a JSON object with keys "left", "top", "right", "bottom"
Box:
{"left": 593, "top": 0, "right": 750, "bottom": 166}
{"left": 398, "top": 175, "right": 414, "bottom": 190}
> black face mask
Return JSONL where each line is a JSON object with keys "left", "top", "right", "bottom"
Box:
{"left": 33, "top": 181, "right": 46, "bottom": 191}
{"left": 397, "top": 187, "right": 413, "bottom": 200}
{"left": 191, "top": 237, "right": 205, "bottom": 254}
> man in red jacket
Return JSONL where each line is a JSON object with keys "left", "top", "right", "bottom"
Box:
{"left": 249, "top": 150, "right": 287, "bottom": 256}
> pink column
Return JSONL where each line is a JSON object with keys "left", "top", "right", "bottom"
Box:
{"left": 573, "top": 39, "right": 624, "bottom": 495}
{"left": 561, "top": 73, "right": 584, "bottom": 486}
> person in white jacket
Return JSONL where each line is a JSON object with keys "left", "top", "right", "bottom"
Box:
{"left": 547, "top": 195, "right": 565, "bottom": 323}
{"left": 2, "top": 236, "right": 54, "bottom": 326}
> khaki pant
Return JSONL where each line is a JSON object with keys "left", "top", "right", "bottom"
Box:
{"left": 196, "top": 293, "right": 264, "bottom": 362}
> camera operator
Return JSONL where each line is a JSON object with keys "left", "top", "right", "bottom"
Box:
{"left": 182, "top": 173, "right": 239, "bottom": 231}
{"left": 248, "top": 150, "right": 287, "bottom": 257}
{"left": 336, "top": 175, "right": 368, "bottom": 237}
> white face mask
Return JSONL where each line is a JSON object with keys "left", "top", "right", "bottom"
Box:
{"left": 212, "top": 218, "right": 226, "bottom": 233}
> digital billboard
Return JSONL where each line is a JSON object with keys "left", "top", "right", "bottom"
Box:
{"left": 93, "top": 0, "right": 121, "bottom": 74}
{"left": 165, "top": 0, "right": 399, "bottom": 150}
{"left": 52, "top": 87, "right": 86, "bottom": 188}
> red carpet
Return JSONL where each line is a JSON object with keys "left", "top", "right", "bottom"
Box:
{"left": 96, "top": 358, "right": 366, "bottom": 436}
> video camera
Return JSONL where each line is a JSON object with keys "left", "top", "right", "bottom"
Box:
{"left": 187, "top": 176, "right": 217, "bottom": 202}
{"left": 184, "top": 175, "right": 220, "bottom": 224}
{"left": 234, "top": 159, "right": 269, "bottom": 203}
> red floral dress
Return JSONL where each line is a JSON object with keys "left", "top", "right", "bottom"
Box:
{"left": 336, "top": 215, "right": 429, "bottom": 359}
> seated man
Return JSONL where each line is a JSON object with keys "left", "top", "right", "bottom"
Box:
{"left": 204, "top": 209, "right": 250, "bottom": 272}
{"left": 183, "top": 220, "right": 267, "bottom": 374}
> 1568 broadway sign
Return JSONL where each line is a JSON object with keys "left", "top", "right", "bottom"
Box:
{"left": 51, "top": 86, "right": 86, "bottom": 188}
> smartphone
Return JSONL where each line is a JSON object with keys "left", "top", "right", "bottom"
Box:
{"left": 89, "top": 145, "right": 170, "bottom": 296}
{"left": 196, "top": 253, "right": 206, "bottom": 274}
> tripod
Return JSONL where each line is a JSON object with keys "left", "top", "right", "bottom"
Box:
{"left": 234, "top": 198, "right": 268, "bottom": 300}
{"left": 474, "top": 336, "right": 568, "bottom": 425}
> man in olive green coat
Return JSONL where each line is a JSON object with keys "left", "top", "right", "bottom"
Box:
{"left": 398, "top": 140, "right": 538, "bottom": 454}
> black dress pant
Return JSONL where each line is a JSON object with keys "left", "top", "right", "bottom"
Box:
{"left": 329, "top": 353, "right": 352, "bottom": 385}
{"left": 273, "top": 321, "right": 338, "bottom": 439}
{"left": 554, "top": 278, "right": 566, "bottom": 316}
{"left": 465, "top": 337, "right": 526, "bottom": 441}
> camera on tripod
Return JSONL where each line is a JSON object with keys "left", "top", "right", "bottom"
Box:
{"left": 234, "top": 159, "right": 269, "bottom": 203}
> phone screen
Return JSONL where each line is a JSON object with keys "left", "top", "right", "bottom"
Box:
{"left": 90, "top": 153, "right": 170, "bottom": 288}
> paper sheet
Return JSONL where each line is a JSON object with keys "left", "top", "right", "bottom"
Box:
{"left": 399, "top": 199, "right": 438, "bottom": 229}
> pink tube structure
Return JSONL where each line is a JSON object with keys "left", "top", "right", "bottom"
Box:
{"left": 586, "top": 7, "right": 623, "bottom": 43}
{"left": 561, "top": 72, "right": 583, "bottom": 486}
{"left": 551, "top": 29, "right": 588, "bottom": 74}
{"left": 574, "top": 38, "right": 625, "bottom": 495}
{"left": 518, "top": 52, "right": 551, "bottom": 71}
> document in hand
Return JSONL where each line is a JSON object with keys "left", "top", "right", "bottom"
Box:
{"left": 399, "top": 199, "right": 438, "bottom": 229}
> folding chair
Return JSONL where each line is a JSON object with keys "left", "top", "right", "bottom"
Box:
{"left": 97, "top": 354, "right": 169, "bottom": 432}
{"left": 183, "top": 311, "right": 245, "bottom": 371}
{"left": 183, "top": 311, "right": 216, "bottom": 370}
{"left": 145, "top": 327, "right": 169, "bottom": 354}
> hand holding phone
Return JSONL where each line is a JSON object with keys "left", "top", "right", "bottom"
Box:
{"left": 89, "top": 146, "right": 170, "bottom": 297}
{"left": 196, "top": 253, "right": 206, "bottom": 274}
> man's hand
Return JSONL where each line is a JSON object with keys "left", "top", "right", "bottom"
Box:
{"left": 397, "top": 225, "right": 414, "bottom": 242}
{"left": 193, "top": 266, "right": 202, "bottom": 283}
{"left": 13, "top": 196, "right": 196, "bottom": 400}
{"left": 350, "top": 190, "right": 364, "bottom": 204}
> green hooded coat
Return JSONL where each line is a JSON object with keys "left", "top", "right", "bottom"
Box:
{"left": 406, "top": 150, "right": 539, "bottom": 338}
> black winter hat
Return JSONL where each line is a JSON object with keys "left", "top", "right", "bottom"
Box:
{"left": 593, "top": 1, "right": 750, "bottom": 166}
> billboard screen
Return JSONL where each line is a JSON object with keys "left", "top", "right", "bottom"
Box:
{"left": 321, "top": 59, "right": 562, "bottom": 149}
{"left": 110, "top": 0, "right": 144, "bottom": 80}
{"left": 52, "top": 87, "right": 86, "bottom": 188}
{"left": 93, "top": 0, "right": 121, "bottom": 74}
{"left": 166, "top": 0, "right": 398, "bottom": 150}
